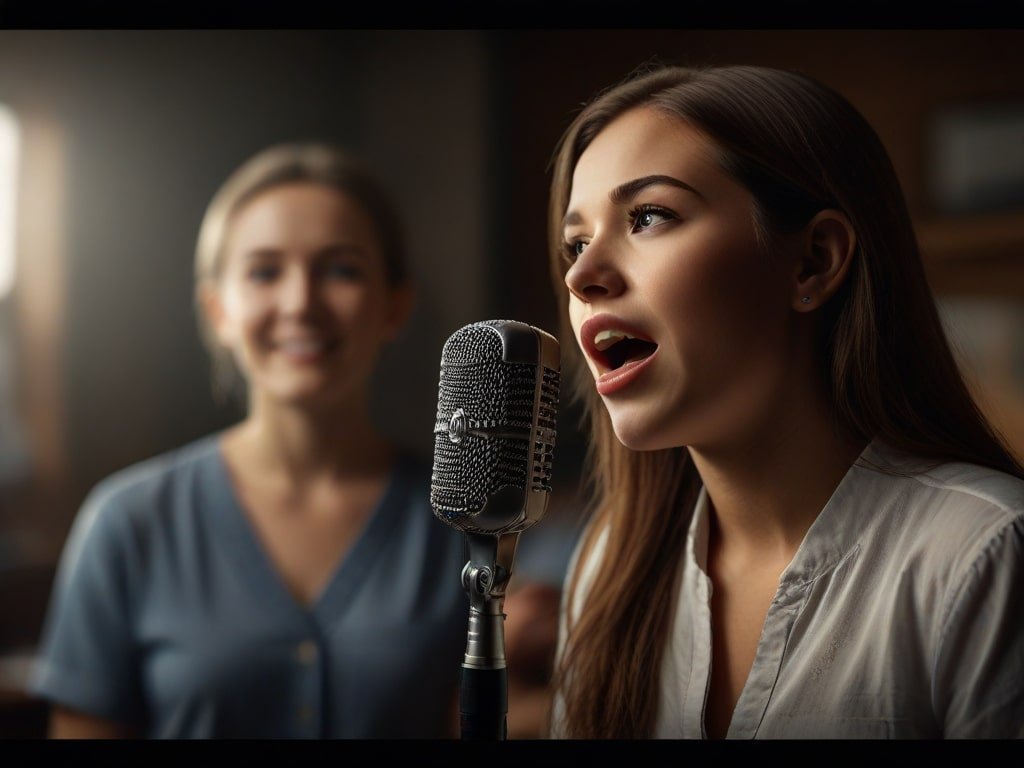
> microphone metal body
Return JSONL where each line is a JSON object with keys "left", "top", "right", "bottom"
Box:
{"left": 430, "top": 319, "right": 560, "bottom": 740}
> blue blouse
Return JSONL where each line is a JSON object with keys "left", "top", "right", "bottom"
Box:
{"left": 29, "top": 434, "right": 470, "bottom": 738}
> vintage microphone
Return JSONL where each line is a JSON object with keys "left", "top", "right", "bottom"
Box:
{"left": 430, "top": 319, "right": 560, "bottom": 741}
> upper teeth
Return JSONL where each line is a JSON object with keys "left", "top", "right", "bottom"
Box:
{"left": 593, "top": 329, "right": 636, "bottom": 351}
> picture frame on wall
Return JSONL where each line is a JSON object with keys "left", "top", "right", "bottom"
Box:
{"left": 928, "top": 101, "right": 1024, "bottom": 216}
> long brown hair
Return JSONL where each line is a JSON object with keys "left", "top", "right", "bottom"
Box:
{"left": 546, "top": 64, "right": 1024, "bottom": 738}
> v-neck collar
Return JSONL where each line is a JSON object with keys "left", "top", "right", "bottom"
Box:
{"left": 682, "top": 436, "right": 889, "bottom": 739}
{"left": 688, "top": 436, "right": 884, "bottom": 586}
{"left": 202, "top": 434, "right": 412, "bottom": 630}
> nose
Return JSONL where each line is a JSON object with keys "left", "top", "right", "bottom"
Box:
{"left": 564, "top": 237, "right": 626, "bottom": 303}
{"left": 279, "top": 265, "right": 317, "bottom": 315}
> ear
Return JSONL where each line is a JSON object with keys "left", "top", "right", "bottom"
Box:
{"left": 791, "top": 209, "right": 857, "bottom": 312}
{"left": 381, "top": 282, "right": 417, "bottom": 343}
{"left": 197, "top": 282, "right": 236, "bottom": 347}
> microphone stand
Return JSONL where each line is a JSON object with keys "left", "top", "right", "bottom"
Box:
{"left": 458, "top": 530, "right": 520, "bottom": 740}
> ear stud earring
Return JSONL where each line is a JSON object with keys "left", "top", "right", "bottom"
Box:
{"left": 801, "top": 297, "right": 811, "bottom": 304}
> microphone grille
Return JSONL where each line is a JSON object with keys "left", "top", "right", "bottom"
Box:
{"left": 430, "top": 320, "right": 560, "bottom": 533}
{"left": 534, "top": 365, "right": 560, "bottom": 491}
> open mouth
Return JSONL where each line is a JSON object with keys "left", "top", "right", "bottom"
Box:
{"left": 591, "top": 329, "right": 658, "bottom": 374}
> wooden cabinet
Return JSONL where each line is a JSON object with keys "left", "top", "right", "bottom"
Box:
{"left": 919, "top": 211, "right": 1024, "bottom": 297}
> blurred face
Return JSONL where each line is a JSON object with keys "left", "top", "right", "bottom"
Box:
{"left": 562, "top": 107, "right": 797, "bottom": 451}
{"left": 205, "top": 182, "right": 409, "bottom": 409}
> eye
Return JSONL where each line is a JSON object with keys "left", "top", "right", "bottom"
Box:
{"left": 247, "top": 264, "right": 279, "bottom": 282}
{"left": 628, "top": 204, "right": 676, "bottom": 233}
{"left": 562, "top": 239, "right": 587, "bottom": 263}
{"left": 321, "top": 261, "right": 362, "bottom": 280}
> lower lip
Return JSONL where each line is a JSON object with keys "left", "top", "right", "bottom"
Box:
{"left": 595, "top": 349, "right": 658, "bottom": 396}
{"left": 276, "top": 344, "right": 335, "bottom": 364}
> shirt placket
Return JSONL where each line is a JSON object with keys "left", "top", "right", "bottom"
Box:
{"left": 726, "top": 581, "right": 811, "bottom": 739}
{"left": 291, "top": 633, "right": 325, "bottom": 737}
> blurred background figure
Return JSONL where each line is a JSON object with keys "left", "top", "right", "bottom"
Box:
{"left": 502, "top": 579, "right": 563, "bottom": 738}
{"left": 26, "top": 142, "right": 479, "bottom": 738}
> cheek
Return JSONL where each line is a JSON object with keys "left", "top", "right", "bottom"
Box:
{"left": 220, "top": 285, "right": 272, "bottom": 340}
{"left": 649, "top": 240, "right": 784, "bottom": 361}
{"left": 332, "top": 284, "right": 388, "bottom": 326}
{"left": 658, "top": 261, "right": 760, "bottom": 329}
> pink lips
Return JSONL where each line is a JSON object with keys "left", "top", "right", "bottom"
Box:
{"left": 595, "top": 351, "right": 658, "bottom": 395}
{"left": 578, "top": 314, "right": 658, "bottom": 396}
{"left": 271, "top": 337, "right": 338, "bottom": 365}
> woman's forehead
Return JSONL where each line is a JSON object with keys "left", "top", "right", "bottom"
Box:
{"left": 567, "top": 110, "right": 728, "bottom": 214}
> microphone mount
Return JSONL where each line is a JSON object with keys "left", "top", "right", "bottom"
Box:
{"left": 460, "top": 531, "right": 520, "bottom": 671}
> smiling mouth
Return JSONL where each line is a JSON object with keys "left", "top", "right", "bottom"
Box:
{"left": 592, "top": 330, "right": 658, "bottom": 374}
{"left": 273, "top": 338, "right": 339, "bottom": 357}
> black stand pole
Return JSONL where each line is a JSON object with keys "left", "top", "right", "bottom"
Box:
{"left": 458, "top": 532, "right": 519, "bottom": 741}
{"left": 459, "top": 664, "right": 508, "bottom": 740}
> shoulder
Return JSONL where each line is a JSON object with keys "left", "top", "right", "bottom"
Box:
{"left": 860, "top": 439, "right": 1024, "bottom": 584}
{"left": 909, "top": 461, "right": 1024, "bottom": 515}
{"left": 89, "top": 434, "right": 222, "bottom": 505}
{"left": 866, "top": 440, "right": 1024, "bottom": 527}
{"left": 75, "top": 433, "right": 224, "bottom": 541}
{"left": 45, "top": 434, "right": 225, "bottom": 614}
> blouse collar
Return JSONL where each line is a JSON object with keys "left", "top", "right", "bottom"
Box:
{"left": 688, "top": 436, "right": 903, "bottom": 587}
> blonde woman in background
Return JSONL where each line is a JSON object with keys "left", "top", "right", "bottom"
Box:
{"left": 30, "top": 144, "right": 471, "bottom": 738}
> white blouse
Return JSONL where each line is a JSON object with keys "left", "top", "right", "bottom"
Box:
{"left": 552, "top": 438, "right": 1024, "bottom": 738}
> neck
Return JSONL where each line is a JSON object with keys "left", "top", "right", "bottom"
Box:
{"left": 230, "top": 390, "right": 396, "bottom": 485}
{"left": 688, "top": 382, "right": 867, "bottom": 566}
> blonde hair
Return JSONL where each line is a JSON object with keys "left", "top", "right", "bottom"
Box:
{"left": 193, "top": 143, "right": 408, "bottom": 400}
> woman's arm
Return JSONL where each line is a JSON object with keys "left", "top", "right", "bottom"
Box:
{"left": 934, "top": 516, "right": 1024, "bottom": 736}
{"left": 30, "top": 485, "right": 147, "bottom": 738}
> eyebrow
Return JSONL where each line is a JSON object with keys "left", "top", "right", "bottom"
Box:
{"left": 562, "top": 174, "right": 704, "bottom": 229}
{"left": 243, "top": 244, "right": 367, "bottom": 260}
{"left": 314, "top": 244, "right": 367, "bottom": 259}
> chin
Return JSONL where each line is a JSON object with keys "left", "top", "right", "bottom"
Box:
{"left": 608, "top": 396, "right": 705, "bottom": 452}
{"left": 265, "top": 376, "right": 349, "bottom": 407}
{"left": 610, "top": 417, "right": 674, "bottom": 453}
